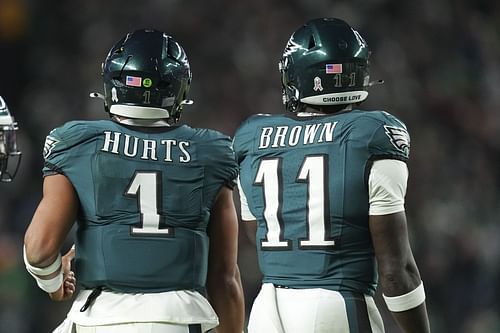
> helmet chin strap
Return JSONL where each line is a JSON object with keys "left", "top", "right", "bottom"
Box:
{"left": 180, "top": 99, "right": 194, "bottom": 105}
{"left": 89, "top": 92, "right": 105, "bottom": 100}
{"left": 368, "top": 79, "right": 384, "bottom": 87}
{"left": 304, "top": 104, "right": 352, "bottom": 114}
{"left": 284, "top": 85, "right": 300, "bottom": 112}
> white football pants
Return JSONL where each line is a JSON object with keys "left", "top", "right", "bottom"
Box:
{"left": 248, "top": 283, "right": 384, "bottom": 333}
{"left": 75, "top": 322, "right": 202, "bottom": 333}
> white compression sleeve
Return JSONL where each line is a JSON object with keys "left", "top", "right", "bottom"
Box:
{"left": 237, "top": 177, "right": 256, "bottom": 221}
{"left": 368, "top": 159, "right": 408, "bottom": 215}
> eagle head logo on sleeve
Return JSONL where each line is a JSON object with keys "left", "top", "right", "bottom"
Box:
{"left": 384, "top": 125, "right": 410, "bottom": 157}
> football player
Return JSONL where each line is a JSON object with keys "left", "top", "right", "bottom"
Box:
{"left": 24, "top": 29, "right": 244, "bottom": 333}
{"left": 0, "top": 96, "right": 21, "bottom": 182}
{"left": 233, "top": 18, "right": 431, "bottom": 333}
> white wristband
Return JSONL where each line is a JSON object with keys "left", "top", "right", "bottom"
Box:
{"left": 383, "top": 281, "right": 426, "bottom": 312}
{"left": 35, "top": 271, "right": 64, "bottom": 293}
{"left": 23, "top": 245, "right": 64, "bottom": 293}
{"left": 23, "top": 246, "right": 62, "bottom": 276}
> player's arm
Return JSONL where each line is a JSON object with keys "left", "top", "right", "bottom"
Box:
{"left": 206, "top": 185, "right": 245, "bottom": 333}
{"left": 242, "top": 220, "right": 257, "bottom": 246}
{"left": 23, "top": 174, "right": 78, "bottom": 301}
{"left": 370, "top": 212, "right": 430, "bottom": 332}
{"left": 368, "top": 159, "right": 431, "bottom": 333}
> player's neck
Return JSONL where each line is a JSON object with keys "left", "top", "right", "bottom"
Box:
{"left": 298, "top": 104, "right": 352, "bottom": 116}
{"left": 112, "top": 115, "right": 171, "bottom": 127}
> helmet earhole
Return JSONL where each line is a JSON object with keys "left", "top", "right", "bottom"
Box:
{"left": 308, "top": 36, "right": 316, "bottom": 50}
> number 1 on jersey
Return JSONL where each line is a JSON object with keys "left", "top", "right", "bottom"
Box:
{"left": 125, "top": 171, "right": 171, "bottom": 236}
{"left": 297, "top": 155, "right": 335, "bottom": 249}
{"left": 254, "top": 159, "right": 292, "bottom": 249}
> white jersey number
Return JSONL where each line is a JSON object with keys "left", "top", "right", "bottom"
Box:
{"left": 125, "top": 171, "right": 172, "bottom": 236}
{"left": 255, "top": 155, "right": 335, "bottom": 250}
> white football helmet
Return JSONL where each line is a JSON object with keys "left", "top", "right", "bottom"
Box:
{"left": 0, "top": 96, "right": 21, "bottom": 182}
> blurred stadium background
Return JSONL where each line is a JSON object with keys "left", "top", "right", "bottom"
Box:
{"left": 1, "top": 0, "right": 499, "bottom": 332}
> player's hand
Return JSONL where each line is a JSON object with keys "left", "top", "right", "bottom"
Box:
{"left": 49, "top": 246, "right": 76, "bottom": 301}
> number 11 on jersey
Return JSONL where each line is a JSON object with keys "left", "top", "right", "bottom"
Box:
{"left": 255, "top": 155, "right": 335, "bottom": 250}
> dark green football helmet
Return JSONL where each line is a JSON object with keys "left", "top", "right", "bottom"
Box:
{"left": 279, "top": 18, "right": 371, "bottom": 112}
{"left": 100, "top": 29, "right": 192, "bottom": 122}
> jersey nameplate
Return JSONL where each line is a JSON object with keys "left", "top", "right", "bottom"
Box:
{"left": 258, "top": 122, "right": 337, "bottom": 149}
{"left": 101, "top": 131, "right": 191, "bottom": 162}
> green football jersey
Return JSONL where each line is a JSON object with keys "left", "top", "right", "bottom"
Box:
{"left": 43, "top": 120, "right": 237, "bottom": 293}
{"left": 233, "top": 110, "right": 410, "bottom": 296}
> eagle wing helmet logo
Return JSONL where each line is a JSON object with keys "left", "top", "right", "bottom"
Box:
{"left": 283, "top": 37, "right": 303, "bottom": 57}
{"left": 384, "top": 125, "right": 410, "bottom": 157}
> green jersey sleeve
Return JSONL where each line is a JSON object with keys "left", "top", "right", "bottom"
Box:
{"left": 42, "top": 121, "right": 92, "bottom": 176}
{"left": 199, "top": 130, "right": 238, "bottom": 189}
{"left": 367, "top": 111, "right": 410, "bottom": 162}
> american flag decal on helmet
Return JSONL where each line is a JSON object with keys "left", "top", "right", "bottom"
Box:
{"left": 384, "top": 125, "right": 410, "bottom": 156}
{"left": 43, "top": 136, "right": 59, "bottom": 159}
